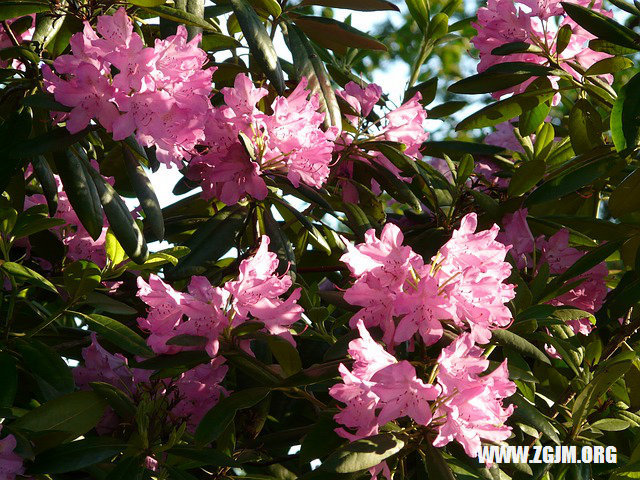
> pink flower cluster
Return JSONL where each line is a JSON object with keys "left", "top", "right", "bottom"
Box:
{"left": 74, "top": 333, "right": 228, "bottom": 433}
{"left": 0, "top": 427, "right": 24, "bottom": 480}
{"left": 329, "top": 324, "right": 516, "bottom": 469}
{"left": 334, "top": 82, "right": 429, "bottom": 203}
{"left": 188, "top": 74, "right": 337, "bottom": 204}
{"left": 24, "top": 169, "right": 108, "bottom": 267}
{"left": 433, "top": 334, "right": 516, "bottom": 457}
{"left": 472, "top": 0, "right": 613, "bottom": 99}
{"left": 43, "top": 8, "right": 213, "bottom": 167}
{"left": 341, "top": 213, "right": 514, "bottom": 347}
{"left": 137, "top": 236, "right": 302, "bottom": 356}
{"left": 498, "top": 208, "right": 608, "bottom": 334}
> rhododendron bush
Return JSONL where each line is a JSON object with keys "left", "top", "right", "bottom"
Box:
{"left": 2, "top": 0, "right": 640, "bottom": 479}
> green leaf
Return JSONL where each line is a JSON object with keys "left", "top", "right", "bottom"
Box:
{"left": 11, "top": 214, "right": 65, "bottom": 239}
{"left": 0, "top": 1, "right": 50, "bottom": 21}
{"left": 167, "top": 446, "right": 238, "bottom": 467}
{"left": 123, "top": 142, "right": 164, "bottom": 241}
{"left": 132, "top": 350, "right": 210, "bottom": 372}
{"left": 130, "top": 0, "right": 165, "bottom": 6}
{"left": 0, "top": 261, "right": 57, "bottom": 293}
{"left": 12, "top": 391, "right": 107, "bottom": 439}
{"left": 590, "top": 418, "right": 630, "bottom": 431}
{"left": 287, "top": 24, "right": 341, "bottom": 130}
{"left": 491, "top": 41, "right": 543, "bottom": 55}
{"left": 404, "top": 77, "right": 438, "bottom": 105}
{"left": 89, "top": 382, "right": 136, "bottom": 420}
{"left": 572, "top": 354, "right": 633, "bottom": 432}
{"left": 561, "top": 2, "right": 640, "bottom": 51}
{"left": 85, "top": 163, "right": 148, "bottom": 264}
{"left": 406, "top": 0, "right": 429, "bottom": 32}
{"left": 63, "top": 260, "right": 101, "bottom": 301}
{"left": 195, "top": 387, "right": 271, "bottom": 444}
{"left": 249, "top": 0, "right": 282, "bottom": 17}
{"left": 201, "top": 32, "right": 242, "bottom": 50}
{"left": 490, "top": 329, "right": 551, "bottom": 364}
{"left": 14, "top": 338, "right": 74, "bottom": 398}
{"left": 585, "top": 56, "right": 633, "bottom": 76}
{"left": 165, "top": 205, "right": 246, "bottom": 280}
{"left": 53, "top": 148, "right": 103, "bottom": 241}
{"left": 105, "top": 457, "right": 146, "bottom": 480}
{"left": 456, "top": 89, "right": 556, "bottom": 131}
{"left": 74, "top": 312, "right": 153, "bottom": 358}
{"left": 299, "top": 0, "right": 399, "bottom": 11}
{"left": 509, "top": 393, "right": 561, "bottom": 444}
{"left": 556, "top": 23, "right": 572, "bottom": 54}
{"left": 143, "top": 5, "right": 219, "bottom": 31}
{"left": 611, "top": 71, "right": 640, "bottom": 152}
{"left": 525, "top": 154, "right": 613, "bottom": 205}
{"left": 292, "top": 15, "right": 387, "bottom": 54}
{"left": 105, "top": 229, "right": 126, "bottom": 266}
{"left": 519, "top": 97, "right": 551, "bottom": 137}
{"left": 320, "top": 433, "right": 404, "bottom": 473}
{"left": 508, "top": 159, "right": 546, "bottom": 197}
{"left": 230, "top": 0, "right": 285, "bottom": 94}
{"left": 6, "top": 128, "right": 89, "bottom": 159}
{"left": 457, "top": 154, "right": 474, "bottom": 186}
{"left": 449, "top": 62, "right": 552, "bottom": 95}
{"left": 279, "top": 359, "right": 346, "bottom": 388}
{"left": 30, "top": 437, "right": 127, "bottom": 474}
{"left": 428, "top": 101, "right": 467, "bottom": 118}
{"left": 610, "top": 168, "right": 640, "bottom": 217}
{"left": 31, "top": 156, "right": 59, "bottom": 216}
{"left": 266, "top": 335, "right": 302, "bottom": 376}
{"left": 568, "top": 99, "right": 603, "bottom": 154}
{"left": 166, "top": 334, "right": 208, "bottom": 347}
{"left": 421, "top": 140, "right": 504, "bottom": 158}
{"left": 0, "top": 352, "right": 18, "bottom": 408}
{"left": 423, "top": 443, "right": 456, "bottom": 480}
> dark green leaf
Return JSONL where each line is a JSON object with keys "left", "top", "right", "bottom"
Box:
{"left": 456, "top": 90, "right": 556, "bottom": 131}
{"left": 490, "top": 329, "right": 550, "bottom": 364}
{"left": 609, "top": 168, "right": 640, "bottom": 217}
{"left": 508, "top": 160, "right": 545, "bottom": 197}
{"left": 30, "top": 437, "right": 127, "bottom": 474}
{"left": 561, "top": 2, "right": 640, "bottom": 51}
{"left": 568, "top": 99, "right": 603, "bottom": 154}
{"left": 0, "top": 2, "right": 50, "bottom": 21}
{"left": 299, "top": 0, "right": 399, "bottom": 11}
{"left": 231, "top": 0, "right": 285, "bottom": 94}
{"left": 143, "top": 5, "right": 219, "bottom": 31}
{"left": 12, "top": 391, "right": 107, "bottom": 439}
{"left": 292, "top": 15, "right": 387, "bottom": 54}
{"left": 85, "top": 164, "right": 148, "bottom": 264}
{"left": 123, "top": 142, "right": 164, "bottom": 241}
{"left": 510, "top": 393, "right": 561, "bottom": 444}
{"left": 89, "top": 382, "right": 136, "bottom": 419}
{"left": 0, "top": 261, "right": 57, "bottom": 293}
{"left": 0, "top": 352, "right": 18, "bottom": 408}
{"left": 320, "top": 433, "right": 404, "bottom": 474}
{"left": 195, "top": 387, "right": 271, "bottom": 444}
{"left": 63, "top": 260, "right": 101, "bottom": 300}
{"left": 74, "top": 312, "right": 153, "bottom": 358}
{"left": 611, "top": 71, "right": 640, "bottom": 152}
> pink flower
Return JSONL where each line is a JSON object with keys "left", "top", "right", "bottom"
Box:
{"left": 434, "top": 334, "right": 516, "bottom": 459}
{"left": 472, "top": 0, "right": 613, "bottom": 99}
{"left": 436, "top": 213, "right": 515, "bottom": 343}
{"left": 225, "top": 236, "right": 302, "bottom": 344}
{"left": 393, "top": 275, "right": 449, "bottom": 346}
{"left": 0, "top": 15, "right": 35, "bottom": 70}
{"left": 44, "top": 8, "right": 214, "bottom": 167}
{"left": 371, "top": 361, "right": 439, "bottom": 426}
{"left": 380, "top": 93, "right": 427, "bottom": 157}
{"left": 497, "top": 208, "right": 535, "bottom": 269}
{"left": 189, "top": 74, "right": 336, "bottom": 203}
{"left": 172, "top": 357, "right": 229, "bottom": 432}
{"left": 336, "top": 82, "right": 383, "bottom": 124}
{"left": 330, "top": 321, "right": 439, "bottom": 440}
{"left": 0, "top": 427, "right": 24, "bottom": 480}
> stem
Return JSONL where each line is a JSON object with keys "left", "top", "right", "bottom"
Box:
{"left": 1, "top": 21, "right": 20, "bottom": 47}
{"left": 408, "top": 39, "right": 432, "bottom": 89}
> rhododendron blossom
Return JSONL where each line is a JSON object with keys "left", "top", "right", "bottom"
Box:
{"left": 188, "top": 74, "right": 337, "bottom": 204}
{"left": 0, "top": 427, "right": 24, "bottom": 480}
{"left": 333, "top": 81, "right": 428, "bottom": 202}
{"left": 137, "top": 236, "right": 302, "bottom": 355}
{"left": 498, "top": 209, "right": 608, "bottom": 334}
{"left": 341, "top": 214, "right": 515, "bottom": 347}
{"left": 433, "top": 334, "right": 516, "bottom": 458}
{"left": 74, "top": 334, "right": 228, "bottom": 434}
{"left": 1, "top": 15, "right": 35, "bottom": 69}
{"left": 472, "top": 0, "right": 613, "bottom": 99}
{"left": 329, "top": 320, "right": 439, "bottom": 442}
{"left": 43, "top": 7, "right": 213, "bottom": 166}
